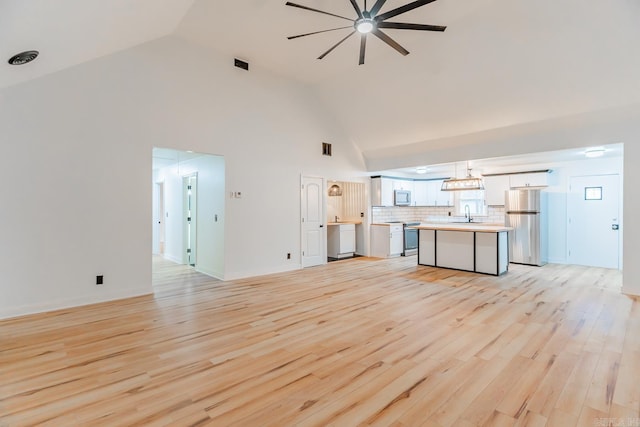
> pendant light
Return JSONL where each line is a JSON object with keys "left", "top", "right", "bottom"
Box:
{"left": 441, "top": 161, "right": 485, "bottom": 191}
{"left": 328, "top": 183, "right": 343, "bottom": 196}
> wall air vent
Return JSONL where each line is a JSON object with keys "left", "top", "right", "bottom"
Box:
{"left": 234, "top": 58, "right": 249, "bottom": 71}
{"left": 8, "top": 50, "right": 39, "bottom": 65}
{"left": 322, "top": 142, "right": 332, "bottom": 156}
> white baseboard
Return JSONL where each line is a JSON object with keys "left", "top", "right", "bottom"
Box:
{"left": 195, "top": 265, "right": 224, "bottom": 281}
{"left": 224, "top": 263, "right": 302, "bottom": 281}
{"left": 0, "top": 286, "right": 153, "bottom": 321}
{"left": 163, "top": 254, "right": 183, "bottom": 264}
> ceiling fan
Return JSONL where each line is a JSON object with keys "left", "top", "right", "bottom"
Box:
{"left": 285, "top": 0, "right": 446, "bottom": 65}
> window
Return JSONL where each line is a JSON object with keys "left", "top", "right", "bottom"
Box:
{"left": 585, "top": 187, "right": 602, "bottom": 200}
{"left": 455, "top": 190, "right": 487, "bottom": 216}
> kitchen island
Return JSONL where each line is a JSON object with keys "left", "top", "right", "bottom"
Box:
{"left": 412, "top": 223, "right": 511, "bottom": 275}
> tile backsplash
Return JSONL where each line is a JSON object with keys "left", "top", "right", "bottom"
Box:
{"left": 372, "top": 206, "right": 505, "bottom": 225}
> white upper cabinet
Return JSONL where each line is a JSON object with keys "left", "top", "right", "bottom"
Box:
{"left": 483, "top": 175, "right": 511, "bottom": 206}
{"left": 412, "top": 179, "right": 453, "bottom": 206}
{"left": 371, "top": 177, "right": 395, "bottom": 206}
{"left": 372, "top": 177, "right": 453, "bottom": 207}
{"left": 414, "top": 181, "right": 429, "bottom": 206}
{"left": 509, "top": 172, "right": 549, "bottom": 188}
{"left": 432, "top": 180, "right": 454, "bottom": 206}
{"left": 393, "top": 179, "right": 414, "bottom": 192}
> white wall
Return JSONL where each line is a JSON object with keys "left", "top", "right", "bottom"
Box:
{"left": 0, "top": 35, "right": 366, "bottom": 319}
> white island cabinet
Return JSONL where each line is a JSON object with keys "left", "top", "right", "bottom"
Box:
{"left": 415, "top": 224, "right": 511, "bottom": 275}
{"left": 370, "top": 223, "right": 404, "bottom": 258}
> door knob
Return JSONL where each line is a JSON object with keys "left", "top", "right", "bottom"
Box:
{"left": 612, "top": 224, "right": 619, "bottom": 230}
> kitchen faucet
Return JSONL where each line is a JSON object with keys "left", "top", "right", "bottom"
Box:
{"left": 464, "top": 204, "right": 472, "bottom": 223}
{"left": 335, "top": 215, "right": 339, "bottom": 223}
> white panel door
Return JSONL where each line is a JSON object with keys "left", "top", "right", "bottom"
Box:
{"left": 567, "top": 174, "right": 620, "bottom": 269}
{"left": 302, "top": 176, "right": 325, "bottom": 267}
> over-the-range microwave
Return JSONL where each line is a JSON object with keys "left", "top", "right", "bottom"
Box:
{"left": 394, "top": 190, "right": 412, "bottom": 206}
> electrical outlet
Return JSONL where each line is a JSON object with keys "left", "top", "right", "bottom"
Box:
{"left": 96, "top": 275, "right": 103, "bottom": 285}
{"left": 287, "top": 253, "right": 291, "bottom": 260}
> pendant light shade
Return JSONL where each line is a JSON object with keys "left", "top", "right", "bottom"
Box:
{"left": 441, "top": 162, "right": 485, "bottom": 191}
{"left": 441, "top": 176, "right": 485, "bottom": 191}
{"left": 328, "top": 183, "right": 343, "bottom": 196}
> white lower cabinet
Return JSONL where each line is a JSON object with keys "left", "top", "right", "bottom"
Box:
{"left": 418, "top": 229, "right": 436, "bottom": 265}
{"left": 417, "top": 228, "right": 509, "bottom": 275}
{"left": 371, "top": 224, "right": 404, "bottom": 257}
{"left": 436, "top": 231, "right": 475, "bottom": 271}
{"left": 475, "top": 232, "right": 509, "bottom": 275}
{"left": 328, "top": 224, "right": 356, "bottom": 259}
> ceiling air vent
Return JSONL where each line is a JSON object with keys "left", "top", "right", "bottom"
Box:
{"left": 234, "top": 58, "right": 249, "bottom": 71}
{"left": 8, "top": 50, "right": 39, "bottom": 65}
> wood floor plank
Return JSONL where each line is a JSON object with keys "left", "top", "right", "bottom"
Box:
{"left": 0, "top": 256, "right": 636, "bottom": 426}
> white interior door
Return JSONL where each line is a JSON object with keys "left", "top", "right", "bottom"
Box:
{"left": 567, "top": 174, "right": 620, "bottom": 269}
{"left": 302, "top": 176, "right": 325, "bottom": 267}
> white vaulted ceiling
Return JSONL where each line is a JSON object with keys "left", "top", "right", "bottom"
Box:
{"left": 0, "top": 0, "right": 196, "bottom": 89}
{"left": 2, "top": 0, "right": 640, "bottom": 157}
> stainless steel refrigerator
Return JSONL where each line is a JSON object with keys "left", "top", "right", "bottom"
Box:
{"left": 505, "top": 189, "right": 547, "bottom": 266}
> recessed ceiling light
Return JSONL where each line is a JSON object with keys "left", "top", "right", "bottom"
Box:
{"left": 8, "top": 50, "right": 39, "bottom": 65}
{"left": 416, "top": 167, "right": 428, "bottom": 174}
{"left": 585, "top": 148, "right": 605, "bottom": 158}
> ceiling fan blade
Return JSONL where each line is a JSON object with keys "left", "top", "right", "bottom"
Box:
{"left": 288, "top": 26, "right": 353, "bottom": 40}
{"left": 348, "top": 0, "right": 364, "bottom": 19}
{"left": 375, "top": 0, "right": 437, "bottom": 21}
{"left": 369, "top": 0, "right": 388, "bottom": 16}
{"left": 285, "top": 2, "right": 354, "bottom": 22}
{"left": 378, "top": 22, "right": 446, "bottom": 32}
{"left": 359, "top": 34, "right": 367, "bottom": 65}
{"left": 318, "top": 31, "right": 356, "bottom": 60}
{"left": 372, "top": 29, "right": 409, "bottom": 55}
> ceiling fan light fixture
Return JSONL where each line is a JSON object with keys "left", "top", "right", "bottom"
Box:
{"left": 356, "top": 18, "right": 375, "bottom": 34}
{"left": 286, "top": 0, "right": 446, "bottom": 65}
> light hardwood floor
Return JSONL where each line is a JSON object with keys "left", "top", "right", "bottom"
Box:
{"left": 1, "top": 256, "right": 638, "bottom": 426}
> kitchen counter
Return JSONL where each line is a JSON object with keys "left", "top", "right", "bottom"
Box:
{"left": 415, "top": 223, "right": 511, "bottom": 275}
{"left": 327, "top": 221, "right": 362, "bottom": 226}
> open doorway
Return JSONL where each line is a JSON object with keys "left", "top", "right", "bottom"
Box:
{"left": 152, "top": 148, "right": 226, "bottom": 281}
{"left": 326, "top": 180, "right": 367, "bottom": 262}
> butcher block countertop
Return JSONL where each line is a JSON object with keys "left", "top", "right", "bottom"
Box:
{"left": 411, "top": 223, "right": 512, "bottom": 233}
{"left": 327, "top": 221, "right": 362, "bottom": 226}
